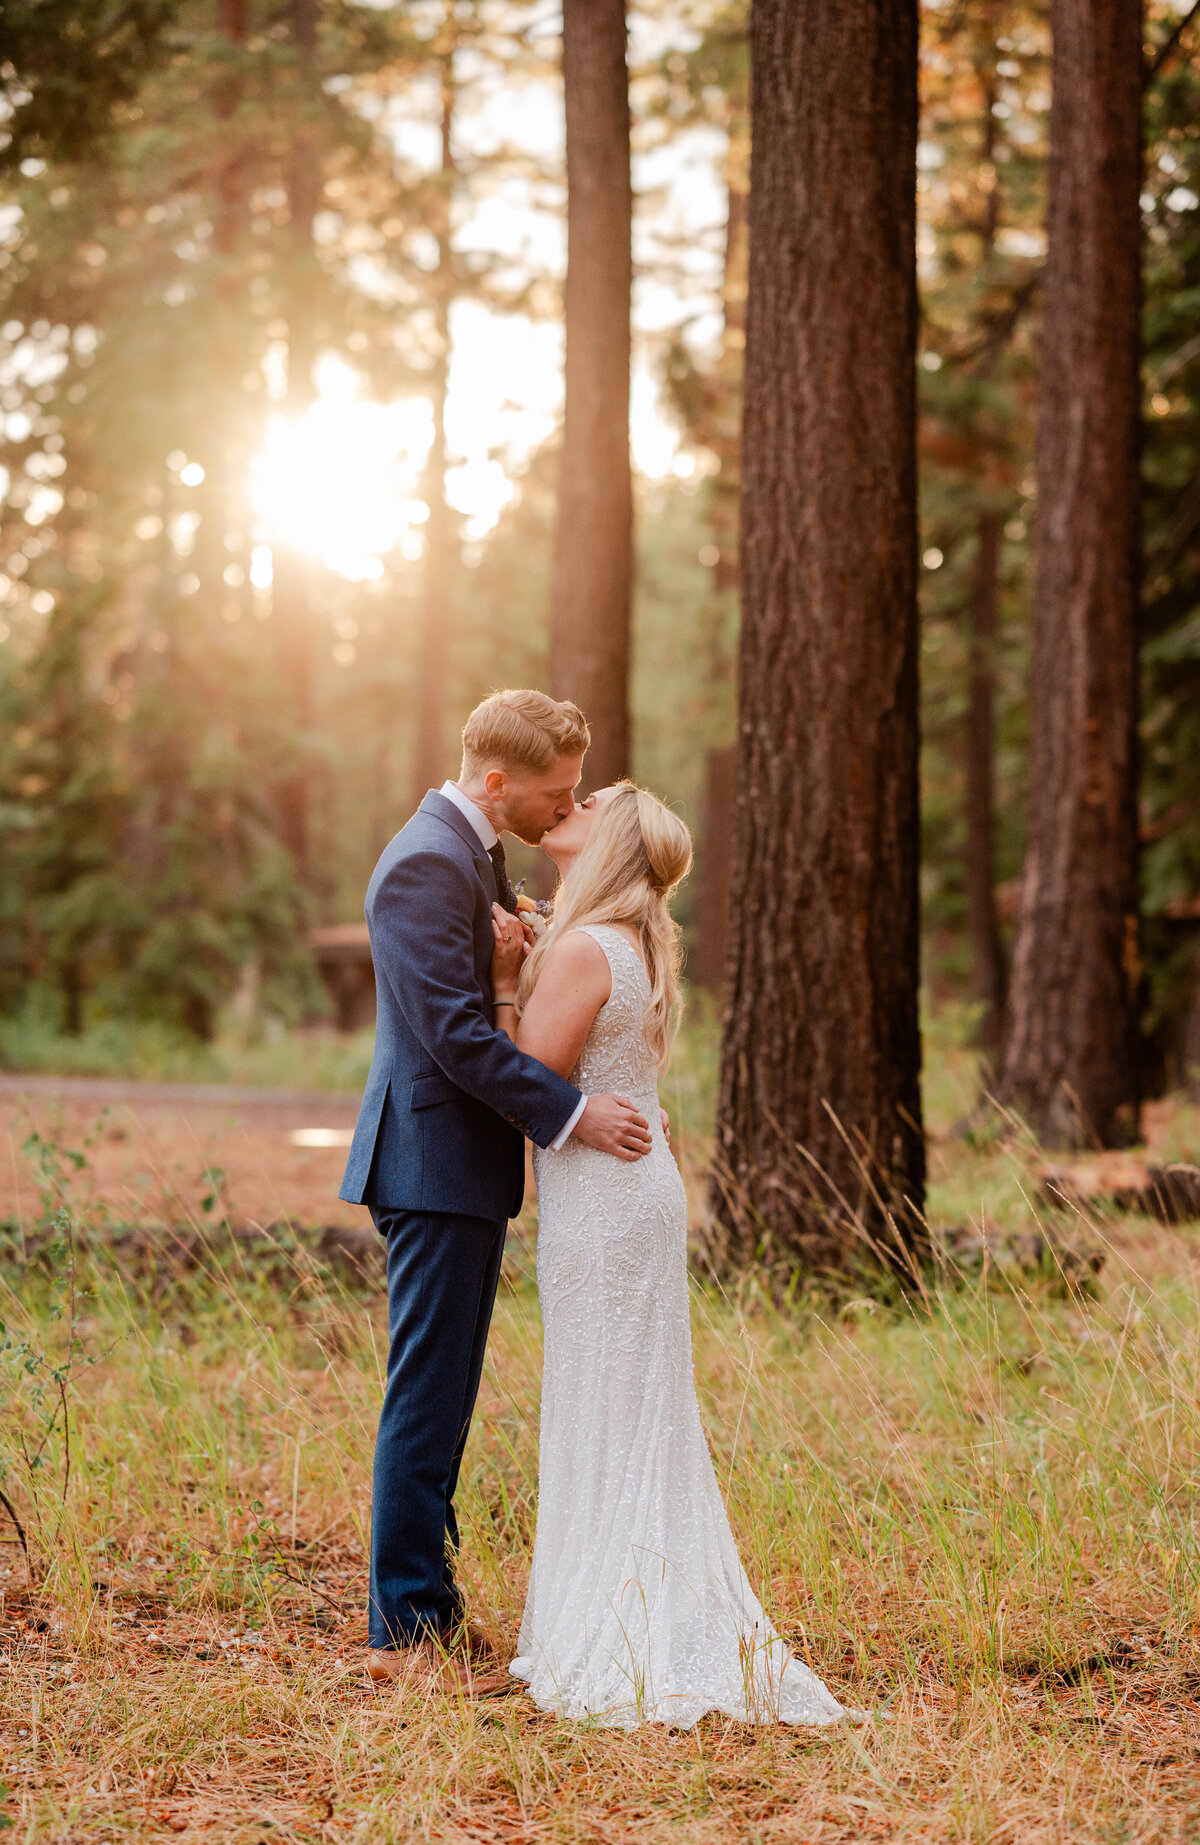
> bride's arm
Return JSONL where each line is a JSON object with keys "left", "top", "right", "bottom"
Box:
{"left": 491, "top": 920, "right": 611, "bottom": 1079}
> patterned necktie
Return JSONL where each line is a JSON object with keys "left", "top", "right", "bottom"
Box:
{"left": 488, "top": 841, "right": 518, "bottom": 913}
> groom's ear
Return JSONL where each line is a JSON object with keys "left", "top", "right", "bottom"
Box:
{"left": 483, "top": 767, "right": 507, "bottom": 801}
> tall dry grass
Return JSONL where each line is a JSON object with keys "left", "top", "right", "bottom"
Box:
{"left": 1, "top": 1024, "right": 1199, "bottom": 1840}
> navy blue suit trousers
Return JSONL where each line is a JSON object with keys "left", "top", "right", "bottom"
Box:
{"left": 367, "top": 1205, "right": 506, "bottom": 1648}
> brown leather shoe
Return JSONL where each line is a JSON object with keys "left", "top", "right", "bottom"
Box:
{"left": 366, "top": 1641, "right": 510, "bottom": 1698}
{"left": 447, "top": 1617, "right": 501, "bottom": 1665}
{"left": 366, "top": 1648, "right": 406, "bottom": 1685}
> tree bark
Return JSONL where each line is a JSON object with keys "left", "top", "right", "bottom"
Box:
{"left": 194, "top": 0, "right": 250, "bottom": 619}
{"left": 549, "top": 0, "right": 633, "bottom": 792}
{"left": 411, "top": 48, "right": 455, "bottom": 805}
{"left": 966, "top": 508, "right": 1006, "bottom": 1056}
{"left": 963, "top": 27, "right": 1006, "bottom": 1062}
{"left": 692, "top": 178, "right": 747, "bottom": 996}
{"left": 213, "top": 0, "right": 248, "bottom": 260}
{"left": 707, "top": 0, "right": 925, "bottom": 1282}
{"left": 691, "top": 746, "right": 736, "bottom": 992}
{"left": 998, "top": 0, "right": 1143, "bottom": 1147}
{"left": 274, "top": 0, "right": 321, "bottom": 875}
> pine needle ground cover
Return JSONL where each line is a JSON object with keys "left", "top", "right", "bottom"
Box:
{"left": 2, "top": 1029, "right": 1200, "bottom": 1842}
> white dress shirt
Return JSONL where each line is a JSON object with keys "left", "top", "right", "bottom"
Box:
{"left": 439, "top": 777, "right": 499, "bottom": 851}
{"left": 438, "top": 780, "right": 586, "bottom": 1151}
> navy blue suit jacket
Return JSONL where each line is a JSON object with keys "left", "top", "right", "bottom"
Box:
{"left": 339, "top": 791, "right": 583, "bottom": 1221}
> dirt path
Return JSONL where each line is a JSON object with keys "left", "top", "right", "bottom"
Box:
{"left": 0, "top": 1072, "right": 368, "bottom": 1233}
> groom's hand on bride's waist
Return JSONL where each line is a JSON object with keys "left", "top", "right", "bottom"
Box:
{"left": 572, "top": 1094, "right": 653, "bottom": 1161}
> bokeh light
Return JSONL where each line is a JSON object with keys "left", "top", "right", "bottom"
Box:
{"left": 250, "top": 361, "right": 432, "bottom": 582}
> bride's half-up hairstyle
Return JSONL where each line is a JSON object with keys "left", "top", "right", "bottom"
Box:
{"left": 517, "top": 783, "right": 693, "bottom": 1067}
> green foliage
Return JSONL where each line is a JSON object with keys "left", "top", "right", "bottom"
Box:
{"left": 1, "top": 0, "right": 1199, "bottom": 1055}
{"left": 0, "top": 588, "right": 125, "bottom": 1023}
{"left": 0, "top": 0, "right": 424, "bottom": 1029}
{"left": 0, "top": 0, "right": 180, "bottom": 170}
{"left": 0, "top": 579, "right": 317, "bottom": 1036}
{"left": 0, "top": 1004, "right": 375, "bottom": 1086}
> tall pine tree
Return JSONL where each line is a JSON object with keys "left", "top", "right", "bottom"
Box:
{"left": 549, "top": 0, "right": 633, "bottom": 791}
{"left": 998, "top": 0, "right": 1144, "bottom": 1145}
{"left": 708, "top": 0, "right": 926, "bottom": 1282}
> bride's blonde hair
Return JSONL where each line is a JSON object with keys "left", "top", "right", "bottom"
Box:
{"left": 517, "top": 783, "right": 693, "bottom": 1067}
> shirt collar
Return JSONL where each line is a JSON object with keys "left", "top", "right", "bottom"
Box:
{"left": 439, "top": 779, "right": 499, "bottom": 852}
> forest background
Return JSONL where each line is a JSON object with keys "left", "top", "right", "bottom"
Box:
{"left": 0, "top": 0, "right": 1197, "bottom": 1092}
{"left": 5, "top": 8, "right": 1200, "bottom": 1837}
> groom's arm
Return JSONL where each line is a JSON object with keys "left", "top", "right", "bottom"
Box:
{"left": 370, "top": 848, "right": 581, "bottom": 1147}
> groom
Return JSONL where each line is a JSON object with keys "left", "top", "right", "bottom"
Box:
{"left": 339, "top": 688, "right": 653, "bottom": 1691}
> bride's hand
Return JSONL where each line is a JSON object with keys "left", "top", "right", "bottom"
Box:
{"left": 490, "top": 902, "right": 529, "bottom": 1000}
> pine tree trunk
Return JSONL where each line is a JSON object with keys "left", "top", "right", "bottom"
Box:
{"left": 963, "top": 35, "right": 1006, "bottom": 1063}
{"left": 707, "top": 0, "right": 925, "bottom": 1282}
{"left": 998, "top": 0, "right": 1143, "bottom": 1147}
{"left": 411, "top": 50, "right": 455, "bottom": 805}
{"left": 692, "top": 180, "right": 747, "bottom": 997}
{"left": 549, "top": 0, "right": 632, "bottom": 791}
{"left": 191, "top": 0, "right": 248, "bottom": 615}
{"left": 691, "top": 746, "right": 736, "bottom": 992}
{"left": 966, "top": 508, "right": 1006, "bottom": 1056}
{"left": 274, "top": 0, "right": 321, "bottom": 875}
{"left": 213, "top": 0, "right": 248, "bottom": 258}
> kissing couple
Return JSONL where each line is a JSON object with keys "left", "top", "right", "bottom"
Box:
{"left": 339, "top": 688, "right": 859, "bottom": 1729}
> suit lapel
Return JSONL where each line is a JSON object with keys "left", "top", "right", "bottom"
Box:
{"left": 419, "top": 790, "right": 496, "bottom": 889}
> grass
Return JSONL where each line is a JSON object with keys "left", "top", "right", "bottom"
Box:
{"left": 2, "top": 1019, "right": 1200, "bottom": 1839}
{"left": 0, "top": 1009, "right": 377, "bottom": 1094}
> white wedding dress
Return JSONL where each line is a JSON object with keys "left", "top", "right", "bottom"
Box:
{"left": 509, "top": 924, "right": 852, "bottom": 1730}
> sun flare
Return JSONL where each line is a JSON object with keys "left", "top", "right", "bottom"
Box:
{"left": 250, "top": 365, "right": 433, "bottom": 583}
{"left": 248, "top": 340, "right": 682, "bottom": 586}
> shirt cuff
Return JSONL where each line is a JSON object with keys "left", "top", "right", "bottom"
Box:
{"left": 549, "top": 1093, "right": 588, "bottom": 1151}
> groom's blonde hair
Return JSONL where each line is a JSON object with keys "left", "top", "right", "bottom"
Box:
{"left": 461, "top": 689, "right": 590, "bottom": 776}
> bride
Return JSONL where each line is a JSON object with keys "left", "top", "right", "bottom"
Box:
{"left": 489, "top": 782, "right": 856, "bottom": 1730}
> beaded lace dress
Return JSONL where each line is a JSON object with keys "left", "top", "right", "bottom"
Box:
{"left": 509, "top": 925, "right": 849, "bottom": 1730}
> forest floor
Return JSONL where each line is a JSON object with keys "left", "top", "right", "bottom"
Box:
{"left": 0, "top": 1073, "right": 364, "bottom": 1236}
{"left": 2, "top": 1020, "right": 1200, "bottom": 1841}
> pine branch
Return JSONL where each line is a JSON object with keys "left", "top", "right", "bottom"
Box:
{"left": 1144, "top": 1, "right": 1200, "bottom": 87}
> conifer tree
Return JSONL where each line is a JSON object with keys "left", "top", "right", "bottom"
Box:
{"left": 549, "top": 0, "right": 634, "bottom": 791}
{"left": 998, "top": 0, "right": 1144, "bottom": 1145}
{"left": 708, "top": 0, "right": 926, "bottom": 1281}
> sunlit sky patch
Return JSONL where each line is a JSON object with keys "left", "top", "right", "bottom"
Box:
{"left": 251, "top": 5, "right": 727, "bottom": 583}
{"left": 251, "top": 359, "right": 433, "bottom": 581}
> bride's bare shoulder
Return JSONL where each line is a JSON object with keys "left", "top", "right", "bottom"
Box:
{"left": 536, "top": 928, "right": 612, "bottom": 995}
